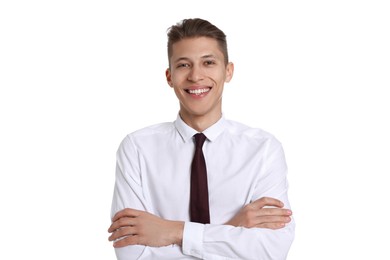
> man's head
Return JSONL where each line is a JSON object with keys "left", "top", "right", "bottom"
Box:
{"left": 167, "top": 18, "right": 229, "bottom": 67}
{"left": 165, "top": 18, "right": 234, "bottom": 131}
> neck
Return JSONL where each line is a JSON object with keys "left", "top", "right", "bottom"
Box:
{"left": 179, "top": 111, "right": 222, "bottom": 132}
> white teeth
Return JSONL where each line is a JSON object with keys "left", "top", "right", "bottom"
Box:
{"left": 188, "top": 88, "right": 210, "bottom": 95}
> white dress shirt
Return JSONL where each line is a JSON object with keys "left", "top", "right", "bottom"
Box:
{"left": 111, "top": 115, "right": 295, "bottom": 260}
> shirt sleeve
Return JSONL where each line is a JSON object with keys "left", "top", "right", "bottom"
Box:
{"left": 182, "top": 138, "right": 295, "bottom": 260}
{"left": 110, "top": 135, "right": 149, "bottom": 260}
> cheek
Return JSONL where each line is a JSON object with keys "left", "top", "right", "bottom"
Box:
{"left": 211, "top": 68, "right": 227, "bottom": 82}
{"left": 213, "top": 74, "right": 227, "bottom": 85}
{"left": 170, "top": 72, "right": 186, "bottom": 85}
{"left": 172, "top": 85, "right": 184, "bottom": 97}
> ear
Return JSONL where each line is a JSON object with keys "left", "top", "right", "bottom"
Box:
{"left": 225, "top": 62, "right": 234, "bottom": 83}
{"left": 166, "top": 68, "right": 173, "bottom": 87}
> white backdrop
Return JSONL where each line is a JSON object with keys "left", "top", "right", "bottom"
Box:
{"left": 1, "top": 1, "right": 389, "bottom": 259}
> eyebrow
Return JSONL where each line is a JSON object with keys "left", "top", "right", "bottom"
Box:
{"left": 201, "top": 54, "right": 217, "bottom": 59}
{"left": 173, "top": 57, "right": 191, "bottom": 63}
{"left": 173, "top": 54, "right": 218, "bottom": 64}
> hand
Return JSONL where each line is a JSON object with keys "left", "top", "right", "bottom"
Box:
{"left": 225, "top": 197, "right": 292, "bottom": 229}
{"left": 108, "top": 208, "right": 184, "bottom": 248}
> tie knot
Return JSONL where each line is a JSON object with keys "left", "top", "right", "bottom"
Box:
{"left": 194, "top": 133, "right": 207, "bottom": 148}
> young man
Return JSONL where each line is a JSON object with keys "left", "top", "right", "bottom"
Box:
{"left": 108, "top": 18, "right": 295, "bottom": 259}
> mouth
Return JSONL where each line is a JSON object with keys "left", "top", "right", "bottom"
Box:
{"left": 185, "top": 87, "right": 212, "bottom": 96}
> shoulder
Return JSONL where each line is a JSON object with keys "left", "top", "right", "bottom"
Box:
{"left": 120, "top": 122, "right": 175, "bottom": 147}
{"left": 225, "top": 119, "right": 276, "bottom": 139}
{"left": 129, "top": 122, "right": 175, "bottom": 138}
{"left": 224, "top": 119, "right": 282, "bottom": 146}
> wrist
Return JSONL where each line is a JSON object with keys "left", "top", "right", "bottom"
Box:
{"left": 170, "top": 221, "right": 184, "bottom": 246}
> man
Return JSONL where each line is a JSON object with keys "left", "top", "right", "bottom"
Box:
{"left": 108, "top": 18, "right": 295, "bottom": 259}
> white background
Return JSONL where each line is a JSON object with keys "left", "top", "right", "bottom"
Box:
{"left": 1, "top": 1, "right": 389, "bottom": 259}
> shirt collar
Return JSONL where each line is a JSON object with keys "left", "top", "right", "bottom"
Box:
{"left": 174, "top": 114, "right": 226, "bottom": 143}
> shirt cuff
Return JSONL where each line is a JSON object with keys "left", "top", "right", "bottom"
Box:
{"left": 182, "top": 222, "right": 205, "bottom": 258}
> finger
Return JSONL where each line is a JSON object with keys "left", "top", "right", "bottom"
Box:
{"left": 113, "top": 234, "right": 140, "bottom": 248}
{"left": 108, "top": 226, "right": 137, "bottom": 241}
{"left": 112, "top": 208, "right": 141, "bottom": 222}
{"left": 256, "top": 215, "right": 291, "bottom": 225}
{"left": 251, "top": 197, "right": 284, "bottom": 209}
{"left": 108, "top": 217, "right": 137, "bottom": 233}
{"left": 255, "top": 208, "right": 292, "bottom": 217}
{"left": 256, "top": 222, "right": 289, "bottom": 230}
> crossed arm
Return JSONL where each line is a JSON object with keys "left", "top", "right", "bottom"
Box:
{"left": 108, "top": 197, "right": 292, "bottom": 248}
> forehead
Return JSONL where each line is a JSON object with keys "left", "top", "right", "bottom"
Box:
{"left": 171, "top": 37, "right": 223, "bottom": 60}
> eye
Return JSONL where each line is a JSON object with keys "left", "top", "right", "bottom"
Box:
{"left": 177, "top": 63, "right": 190, "bottom": 68}
{"left": 204, "top": 60, "right": 216, "bottom": 66}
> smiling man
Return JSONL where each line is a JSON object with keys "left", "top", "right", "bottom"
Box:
{"left": 167, "top": 36, "right": 232, "bottom": 132}
{"left": 108, "top": 18, "right": 295, "bottom": 259}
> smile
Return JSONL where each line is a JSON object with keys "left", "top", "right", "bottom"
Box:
{"left": 185, "top": 87, "right": 211, "bottom": 96}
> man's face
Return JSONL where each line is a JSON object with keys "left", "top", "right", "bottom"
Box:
{"left": 166, "top": 37, "right": 234, "bottom": 122}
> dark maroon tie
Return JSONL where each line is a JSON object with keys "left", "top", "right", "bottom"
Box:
{"left": 190, "top": 133, "right": 210, "bottom": 224}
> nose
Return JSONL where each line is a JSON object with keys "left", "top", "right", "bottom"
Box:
{"left": 187, "top": 65, "right": 204, "bottom": 82}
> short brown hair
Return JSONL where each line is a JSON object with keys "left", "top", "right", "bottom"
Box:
{"left": 167, "top": 18, "right": 229, "bottom": 66}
